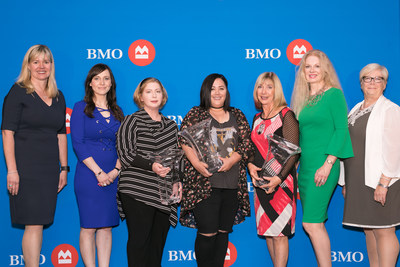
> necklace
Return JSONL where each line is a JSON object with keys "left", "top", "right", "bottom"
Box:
{"left": 307, "top": 88, "right": 325, "bottom": 106}
{"left": 261, "top": 106, "right": 275, "bottom": 120}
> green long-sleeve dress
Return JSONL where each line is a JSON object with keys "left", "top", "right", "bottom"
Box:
{"left": 298, "top": 88, "right": 353, "bottom": 223}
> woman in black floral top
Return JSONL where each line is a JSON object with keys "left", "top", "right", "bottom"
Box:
{"left": 179, "top": 73, "right": 252, "bottom": 267}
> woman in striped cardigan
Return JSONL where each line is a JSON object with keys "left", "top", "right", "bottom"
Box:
{"left": 116, "top": 77, "right": 180, "bottom": 267}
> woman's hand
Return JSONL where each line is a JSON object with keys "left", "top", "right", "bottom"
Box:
{"left": 374, "top": 185, "right": 388, "bottom": 206}
{"left": 218, "top": 152, "right": 241, "bottom": 173}
{"left": 58, "top": 171, "right": 68, "bottom": 193}
{"left": 107, "top": 169, "right": 119, "bottom": 182}
{"left": 248, "top": 163, "right": 262, "bottom": 186}
{"left": 97, "top": 171, "right": 113, "bottom": 187}
{"left": 218, "top": 157, "right": 235, "bottom": 172}
{"left": 7, "top": 172, "right": 19, "bottom": 196}
{"left": 172, "top": 182, "right": 182, "bottom": 202}
{"left": 192, "top": 161, "right": 212, "bottom": 177}
{"left": 152, "top": 163, "right": 171, "bottom": 178}
{"left": 260, "top": 176, "right": 282, "bottom": 194}
{"left": 314, "top": 163, "right": 332, "bottom": 187}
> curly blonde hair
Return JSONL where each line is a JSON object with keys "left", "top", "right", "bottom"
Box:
{"left": 291, "top": 49, "right": 341, "bottom": 116}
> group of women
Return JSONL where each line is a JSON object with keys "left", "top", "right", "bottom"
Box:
{"left": 2, "top": 44, "right": 400, "bottom": 267}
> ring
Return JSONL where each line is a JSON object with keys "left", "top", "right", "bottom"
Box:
{"left": 103, "top": 183, "right": 106, "bottom": 186}
{"left": 9, "top": 184, "right": 12, "bottom": 187}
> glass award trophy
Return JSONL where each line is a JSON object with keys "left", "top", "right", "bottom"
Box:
{"left": 255, "top": 134, "right": 301, "bottom": 187}
{"left": 179, "top": 118, "right": 222, "bottom": 173}
{"left": 149, "top": 148, "right": 184, "bottom": 205}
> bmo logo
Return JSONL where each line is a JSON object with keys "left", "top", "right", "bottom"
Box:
{"left": 66, "top": 107, "right": 72, "bottom": 134}
{"left": 9, "top": 254, "right": 46, "bottom": 265}
{"left": 331, "top": 251, "right": 364, "bottom": 263}
{"left": 128, "top": 39, "right": 156, "bottom": 66}
{"left": 166, "top": 115, "right": 183, "bottom": 127}
{"left": 224, "top": 242, "right": 238, "bottom": 267}
{"left": 168, "top": 242, "right": 238, "bottom": 265}
{"left": 286, "top": 39, "right": 313, "bottom": 65}
{"left": 86, "top": 49, "right": 123, "bottom": 59}
{"left": 51, "top": 244, "right": 79, "bottom": 267}
{"left": 245, "top": 48, "right": 281, "bottom": 59}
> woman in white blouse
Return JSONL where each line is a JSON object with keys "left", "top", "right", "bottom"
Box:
{"left": 341, "top": 63, "right": 400, "bottom": 267}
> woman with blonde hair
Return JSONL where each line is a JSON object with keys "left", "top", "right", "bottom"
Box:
{"left": 291, "top": 49, "right": 353, "bottom": 266}
{"left": 248, "top": 72, "right": 299, "bottom": 267}
{"left": 2, "top": 44, "right": 68, "bottom": 267}
{"left": 342, "top": 63, "right": 400, "bottom": 267}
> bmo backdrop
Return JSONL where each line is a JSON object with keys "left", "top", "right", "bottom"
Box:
{"left": 1, "top": 0, "right": 399, "bottom": 266}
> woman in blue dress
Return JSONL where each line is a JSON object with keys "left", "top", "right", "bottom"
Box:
{"left": 71, "top": 63, "right": 124, "bottom": 267}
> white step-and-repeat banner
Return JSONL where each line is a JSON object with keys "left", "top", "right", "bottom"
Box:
{"left": 1, "top": 0, "right": 399, "bottom": 266}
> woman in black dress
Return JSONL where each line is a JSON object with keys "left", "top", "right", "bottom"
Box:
{"left": 2, "top": 45, "right": 68, "bottom": 267}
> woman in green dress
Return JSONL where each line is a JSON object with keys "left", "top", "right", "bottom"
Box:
{"left": 291, "top": 49, "right": 353, "bottom": 267}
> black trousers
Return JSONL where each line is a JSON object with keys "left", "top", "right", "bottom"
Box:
{"left": 193, "top": 188, "right": 238, "bottom": 267}
{"left": 120, "top": 193, "right": 170, "bottom": 267}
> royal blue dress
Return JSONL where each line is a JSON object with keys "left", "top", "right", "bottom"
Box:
{"left": 71, "top": 100, "right": 121, "bottom": 228}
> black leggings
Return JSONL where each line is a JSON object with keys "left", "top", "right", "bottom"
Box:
{"left": 193, "top": 188, "right": 238, "bottom": 267}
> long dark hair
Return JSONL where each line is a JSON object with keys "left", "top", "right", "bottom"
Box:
{"left": 199, "top": 73, "right": 231, "bottom": 111}
{"left": 83, "top": 64, "right": 124, "bottom": 121}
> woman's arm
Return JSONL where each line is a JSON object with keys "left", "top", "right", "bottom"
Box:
{"left": 70, "top": 102, "right": 112, "bottom": 186}
{"left": 181, "top": 144, "right": 212, "bottom": 177}
{"left": 57, "top": 133, "right": 68, "bottom": 192}
{"left": 374, "top": 105, "right": 400, "bottom": 205}
{"left": 315, "top": 89, "right": 353, "bottom": 186}
{"left": 264, "top": 110, "right": 300, "bottom": 193}
{"left": 2, "top": 130, "right": 19, "bottom": 195}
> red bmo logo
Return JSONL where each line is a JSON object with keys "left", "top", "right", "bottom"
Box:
{"left": 66, "top": 107, "right": 72, "bottom": 134}
{"left": 286, "top": 39, "right": 313, "bottom": 65}
{"left": 51, "top": 244, "right": 79, "bottom": 267}
{"left": 128, "top": 40, "right": 156, "bottom": 66}
{"left": 224, "top": 242, "right": 237, "bottom": 267}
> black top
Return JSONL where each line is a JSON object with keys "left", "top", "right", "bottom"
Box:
{"left": 209, "top": 112, "right": 240, "bottom": 189}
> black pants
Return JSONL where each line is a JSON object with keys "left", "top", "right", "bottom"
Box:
{"left": 193, "top": 188, "right": 238, "bottom": 267}
{"left": 120, "top": 193, "right": 170, "bottom": 267}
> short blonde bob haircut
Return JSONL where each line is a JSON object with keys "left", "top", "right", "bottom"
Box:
{"left": 133, "top": 77, "right": 168, "bottom": 109}
{"left": 359, "top": 63, "right": 389, "bottom": 84}
{"left": 290, "top": 49, "right": 341, "bottom": 116}
{"left": 253, "top": 72, "right": 287, "bottom": 110}
{"left": 17, "top": 44, "right": 58, "bottom": 98}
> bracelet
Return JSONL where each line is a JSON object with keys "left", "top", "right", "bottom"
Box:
{"left": 60, "top": 166, "right": 70, "bottom": 172}
{"left": 95, "top": 170, "right": 103, "bottom": 177}
{"left": 380, "top": 176, "right": 391, "bottom": 181}
{"left": 377, "top": 182, "right": 389, "bottom": 189}
{"left": 326, "top": 159, "right": 333, "bottom": 165}
{"left": 7, "top": 170, "right": 18, "bottom": 174}
{"left": 114, "top": 167, "right": 121, "bottom": 175}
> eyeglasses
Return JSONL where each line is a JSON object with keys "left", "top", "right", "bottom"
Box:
{"left": 362, "top": 76, "right": 385, "bottom": 83}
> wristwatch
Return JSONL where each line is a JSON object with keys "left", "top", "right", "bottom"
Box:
{"left": 60, "top": 166, "right": 70, "bottom": 172}
{"left": 326, "top": 159, "right": 333, "bottom": 165}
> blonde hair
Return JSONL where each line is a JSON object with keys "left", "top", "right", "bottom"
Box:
{"left": 290, "top": 49, "right": 342, "bottom": 116}
{"left": 253, "top": 72, "right": 287, "bottom": 110}
{"left": 359, "top": 63, "right": 388, "bottom": 84}
{"left": 133, "top": 77, "right": 168, "bottom": 109}
{"left": 17, "top": 45, "right": 58, "bottom": 98}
